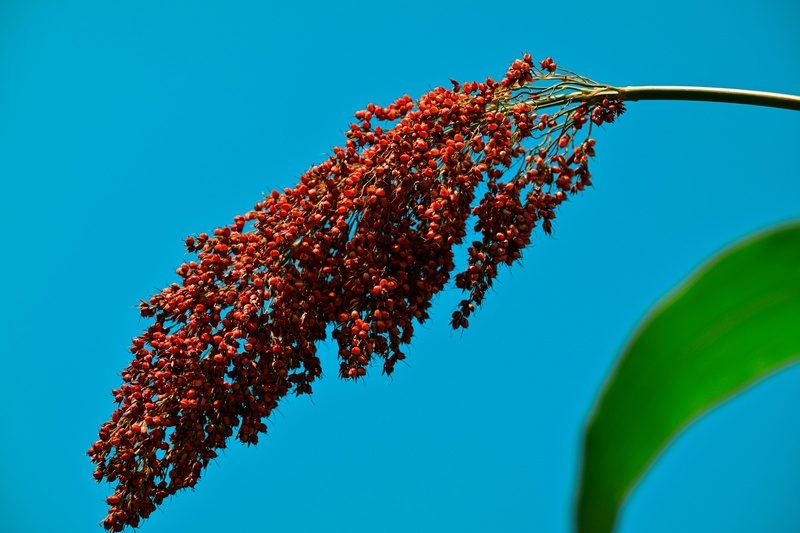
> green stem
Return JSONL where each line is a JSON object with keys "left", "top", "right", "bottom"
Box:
{"left": 574, "top": 86, "right": 800, "bottom": 111}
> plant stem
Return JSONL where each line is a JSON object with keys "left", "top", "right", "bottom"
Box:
{"left": 580, "top": 86, "right": 800, "bottom": 111}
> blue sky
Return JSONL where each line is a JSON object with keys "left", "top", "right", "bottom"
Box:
{"left": 1, "top": 1, "right": 798, "bottom": 531}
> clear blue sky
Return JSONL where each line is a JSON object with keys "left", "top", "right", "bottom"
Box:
{"left": 1, "top": 1, "right": 799, "bottom": 531}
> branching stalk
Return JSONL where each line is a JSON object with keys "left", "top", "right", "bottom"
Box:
{"left": 536, "top": 86, "right": 800, "bottom": 112}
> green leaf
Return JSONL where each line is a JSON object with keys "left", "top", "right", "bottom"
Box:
{"left": 575, "top": 221, "right": 800, "bottom": 533}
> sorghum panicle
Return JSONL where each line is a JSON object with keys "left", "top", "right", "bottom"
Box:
{"left": 88, "top": 55, "right": 623, "bottom": 531}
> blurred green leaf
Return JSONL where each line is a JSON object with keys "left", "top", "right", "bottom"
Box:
{"left": 575, "top": 221, "right": 800, "bottom": 533}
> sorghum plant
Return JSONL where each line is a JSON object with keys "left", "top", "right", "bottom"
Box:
{"left": 89, "top": 55, "right": 799, "bottom": 530}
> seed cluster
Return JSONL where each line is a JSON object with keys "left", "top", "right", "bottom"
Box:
{"left": 89, "top": 55, "right": 624, "bottom": 531}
